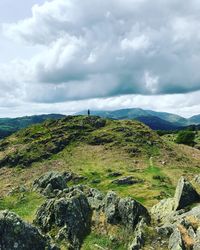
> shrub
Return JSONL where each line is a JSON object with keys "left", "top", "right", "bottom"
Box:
{"left": 175, "top": 130, "right": 195, "bottom": 146}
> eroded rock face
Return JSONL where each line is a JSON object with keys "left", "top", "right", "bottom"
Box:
{"left": 33, "top": 171, "right": 71, "bottom": 193}
{"left": 168, "top": 228, "right": 185, "bottom": 250}
{"left": 0, "top": 210, "right": 50, "bottom": 250}
{"left": 151, "top": 177, "right": 200, "bottom": 223}
{"left": 104, "top": 191, "right": 150, "bottom": 229}
{"left": 151, "top": 177, "right": 200, "bottom": 249}
{"left": 151, "top": 198, "right": 175, "bottom": 222}
{"left": 174, "top": 177, "right": 200, "bottom": 210}
{"left": 35, "top": 189, "right": 91, "bottom": 249}
{"left": 129, "top": 219, "right": 146, "bottom": 250}
{"left": 104, "top": 191, "right": 120, "bottom": 224}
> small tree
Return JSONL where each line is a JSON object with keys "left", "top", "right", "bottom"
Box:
{"left": 175, "top": 130, "right": 195, "bottom": 146}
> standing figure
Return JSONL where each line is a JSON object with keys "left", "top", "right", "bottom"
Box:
{"left": 88, "top": 109, "right": 90, "bottom": 116}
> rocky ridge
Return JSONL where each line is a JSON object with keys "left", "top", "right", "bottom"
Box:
{"left": 1, "top": 171, "right": 200, "bottom": 249}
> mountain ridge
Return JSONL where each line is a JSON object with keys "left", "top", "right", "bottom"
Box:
{"left": 76, "top": 108, "right": 200, "bottom": 129}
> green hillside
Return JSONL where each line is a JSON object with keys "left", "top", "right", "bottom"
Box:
{"left": 77, "top": 108, "right": 190, "bottom": 126}
{"left": 0, "top": 115, "right": 199, "bottom": 208}
{"left": 0, "top": 114, "right": 65, "bottom": 139}
{"left": 0, "top": 115, "right": 200, "bottom": 249}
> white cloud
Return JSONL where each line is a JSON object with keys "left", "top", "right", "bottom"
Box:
{"left": 121, "top": 35, "right": 150, "bottom": 51}
{"left": 0, "top": 0, "right": 200, "bottom": 117}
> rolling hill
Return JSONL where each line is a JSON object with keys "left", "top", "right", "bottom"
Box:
{"left": 189, "top": 114, "right": 200, "bottom": 124}
{"left": 0, "top": 114, "right": 65, "bottom": 139}
{"left": 0, "top": 109, "right": 199, "bottom": 141}
{"left": 0, "top": 116, "right": 199, "bottom": 203}
{"left": 77, "top": 108, "right": 200, "bottom": 130}
{"left": 0, "top": 115, "right": 200, "bottom": 249}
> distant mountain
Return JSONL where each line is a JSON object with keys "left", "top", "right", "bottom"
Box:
{"left": 0, "top": 114, "right": 65, "bottom": 139}
{"left": 135, "top": 116, "right": 181, "bottom": 131}
{"left": 77, "top": 108, "right": 188, "bottom": 125}
{"left": 144, "top": 110, "right": 188, "bottom": 126}
{"left": 189, "top": 114, "right": 200, "bottom": 125}
{"left": 76, "top": 108, "right": 200, "bottom": 130}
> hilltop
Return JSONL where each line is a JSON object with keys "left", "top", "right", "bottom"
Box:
{"left": 77, "top": 108, "right": 200, "bottom": 130}
{"left": 0, "top": 109, "right": 199, "bottom": 141}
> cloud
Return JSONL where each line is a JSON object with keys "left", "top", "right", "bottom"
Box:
{"left": 1, "top": 91, "right": 200, "bottom": 118}
{"left": 0, "top": 0, "right": 200, "bottom": 116}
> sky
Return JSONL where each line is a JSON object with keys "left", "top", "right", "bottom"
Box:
{"left": 0, "top": 0, "right": 200, "bottom": 118}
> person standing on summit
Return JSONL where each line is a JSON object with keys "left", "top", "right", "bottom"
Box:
{"left": 88, "top": 109, "right": 90, "bottom": 116}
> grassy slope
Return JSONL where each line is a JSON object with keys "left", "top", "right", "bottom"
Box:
{"left": 0, "top": 116, "right": 199, "bottom": 249}
{"left": 0, "top": 114, "right": 65, "bottom": 139}
{"left": 0, "top": 116, "right": 199, "bottom": 207}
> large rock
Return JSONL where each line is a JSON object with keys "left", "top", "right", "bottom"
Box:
{"left": 174, "top": 177, "right": 200, "bottom": 210}
{"left": 35, "top": 189, "right": 91, "bottom": 249}
{"left": 0, "top": 210, "right": 51, "bottom": 250}
{"left": 151, "top": 198, "right": 175, "bottom": 222}
{"left": 194, "top": 175, "right": 200, "bottom": 184}
{"left": 33, "top": 171, "right": 71, "bottom": 193}
{"left": 151, "top": 177, "right": 200, "bottom": 223}
{"left": 86, "top": 188, "right": 105, "bottom": 210}
{"left": 104, "top": 191, "right": 120, "bottom": 224}
{"left": 104, "top": 191, "right": 150, "bottom": 230}
{"left": 168, "top": 228, "right": 185, "bottom": 250}
{"left": 129, "top": 219, "right": 146, "bottom": 250}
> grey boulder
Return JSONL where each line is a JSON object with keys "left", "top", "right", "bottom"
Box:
{"left": 104, "top": 191, "right": 150, "bottom": 230}
{"left": 33, "top": 171, "right": 71, "bottom": 193}
{"left": 174, "top": 177, "right": 200, "bottom": 210}
{"left": 34, "top": 189, "right": 91, "bottom": 249}
{"left": 0, "top": 210, "right": 51, "bottom": 250}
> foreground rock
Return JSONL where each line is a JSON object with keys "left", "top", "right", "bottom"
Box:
{"left": 174, "top": 177, "right": 200, "bottom": 210}
{"left": 0, "top": 210, "right": 52, "bottom": 250}
{"left": 151, "top": 198, "right": 175, "bottom": 223}
{"left": 104, "top": 191, "right": 150, "bottom": 229}
{"left": 33, "top": 171, "right": 71, "bottom": 193}
{"left": 151, "top": 177, "right": 200, "bottom": 250}
{"left": 168, "top": 228, "right": 184, "bottom": 250}
{"left": 33, "top": 175, "right": 151, "bottom": 249}
{"left": 33, "top": 171, "right": 88, "bottom": 198}
{"left": 151, "top": 177, "right": 200, "bottom": 222}
{"left": 129, "top": 219, "right": 146, "bottom": 250}
{"left": 35, "top": 189, "right": 92, "bottom": 249}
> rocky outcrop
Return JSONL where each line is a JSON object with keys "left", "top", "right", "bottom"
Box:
{"left": 193, "top": 175, "right": 200, "bottom": 184}
{"left": 35, "top": 189, "right": 91, "bottom": 249}
{"left": 129, "top": 219, "right": 146, "bottom": 250}
{"left": 112, "top": 176, "right": 143, "bottom": 185}
{"left": 86, "top": 187, "right": 105, "bottom": 210}
{"left": 0, "top": 210, "right": 52, "bottom": 250}
{"left": 151, "top": 177, "right": 200, "bottom": 250}
{"left": 174, "top": 177, "right": 200, "bottom": 210}
{"left": 33, "top": 171, "right": 71, "bottom": 194}
{"left": 151, "top": 177, "right": 200, "bottom": 223}
{"left": 168, "top": 228, "right": 185, "bottom": 250}
{"left": 104, "top": 191, "right": 150, "bottom": 229}
{"left": 151, "top": 198, "right": 175, "bottom": 222}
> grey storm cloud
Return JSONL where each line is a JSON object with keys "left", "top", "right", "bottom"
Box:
{"left": 1, "top": 0, "right": 200, "bottom": 103}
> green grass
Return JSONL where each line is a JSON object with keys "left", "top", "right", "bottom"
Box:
{"left": 0, "top": 116, "right": 162, "bottom": 168}
{"left": 0, "top": 191, "right": 44, "bottom": 222}
{"left": 0, "top": 115, "right": 199, "bottom": 211}
{"left": 145, "top": 165, "right": 161, "bottom": 175}
{"left": 82, "top": 233, "right": 126, "bottom": 250}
